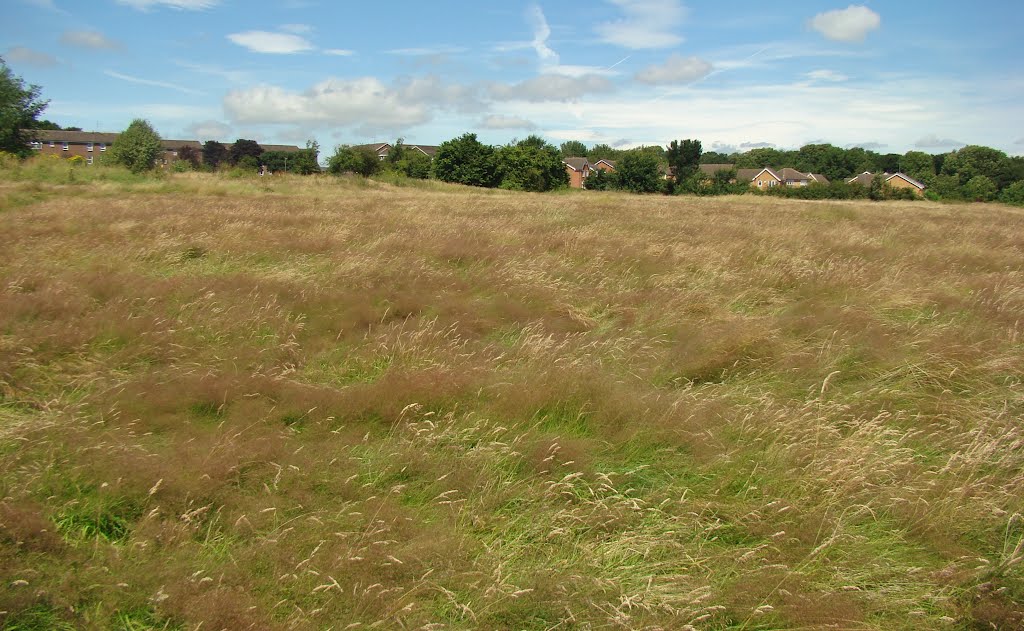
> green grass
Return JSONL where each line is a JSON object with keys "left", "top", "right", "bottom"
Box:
{"left": 0, "top": 167, "right": 1022, "bottom": 629}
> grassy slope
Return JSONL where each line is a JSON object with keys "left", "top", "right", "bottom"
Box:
{"left": 1, "top": 165, "right": 1023, "bottom": 629}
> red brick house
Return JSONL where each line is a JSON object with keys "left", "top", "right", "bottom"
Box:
{"left": 563, "top": 157, "right": 591, "bottom": 188}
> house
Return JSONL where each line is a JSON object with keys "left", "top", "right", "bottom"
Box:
{"left": 563, "top": 157, "right": 591, "bottom": 188}
{"left": 26, "top": 130, "right": 302, "bottom": 167}
{"left": 847, "top": 172, "right": 926, "bottom": 196}
{"left": 592, "top": 159, "right": 616, "bottom": 173}
{"left": 27, "top": 130, "right": 117, "bottom": 165}
{"left": 736, "top": 167, "right": 830, "bottom": 189}
{"left": 698, "top": 163, "right": 735, "bottom": 178}
{"left": 351, "top": 142, "right": 439, "bottom": 161}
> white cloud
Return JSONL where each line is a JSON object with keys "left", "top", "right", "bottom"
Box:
{"left": 227, "top": 31, "right": 314, "bottom": 54}
{"left": 635, "top": 54, "right": 712, "bottom": 84}
{"left": 185, "top": 119, "right": 232, "bottom": 140}
{"left": 805, "top": 69, "right": 848, "bottom": 82}
{"left": 22, "top": 0, "right": 69, "bottom": 14}
{"left": 915, "top": 134, "right": 964, "bottom": 149}
{"left": 596, "top": 0, "right": 687, "bottom": 49}
{"left": 489, "top": 74, "right": 614, "bottom": 102}
{"left": 526, "top": 4, "right": 558, "bottom": 64}
{"left": 104, "top": 70, "right": 205, "bottom": 96}
{"left": 479, "top": 115, "right": 537, "bottom": 130}
{"left": 848, "top": 141, "right": 887, "bottom": 150}
{"left": 60, "top": 30, "right": 120, "bottom": 50}
{"left": 324, "top": 49, "right": 354, "bottom": 56}
{"left": 809, "top": 5, "right": 881, "bottom": 43}
{"left": 223, "top": 77, "right": 432, "bottom": 133}
{"left": 115, "top": 0, "right": 219, "bottom": 9}
{"left": 386, "top": 46, "right": 467, "bottom": 56}
{"left": 4, "top": 46, "right": 58, "bottom": 67}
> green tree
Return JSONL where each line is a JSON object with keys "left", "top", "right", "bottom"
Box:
{"left": 587, "top": 143, "right": 622, "bottom": 163}
{"left": 497, "top": 135, "right": 567, "bottom": 192}
{"left": 666, "top": 139, "right": 702, "bottom": 181}
{"left": 202, "top": 140, "right": 228, "bottom": 169}
{"left": 795, "top": 144, "right": 849, "bottom": 181}
{"left": 432, "top": 133, "right": 499, "bottom": 188}
{"left": 559, "top": 140, "right": 588, "bottom": 158}
{"left": 327, "top": 145, "right": 381, "bottom": 177}
{"left": 963, "top": 175, "right": 997, "bottom": 201}
{"left": 999, "top": 181, "right": 1024, "bottom": 206}
{"left": 616, "top": 150, "right": 662, "bottom": 193}
{"left": 387, "top": 139, "right": 431, "bottom": 179}
{"left": 586, "top": 168, "right": 615, "bottom": 191}
{"left": 941, "top": 145, "right": 1013, "bottom": 189}
{"left": 229, "top": 139, "right": 263, "bottom": 166}
{"left": 0, "top": 57, "right": 49, "bottom": 157}
{"left": 901, "top": 151, "right": 935, "bottom": 184}
{"left": 110, "top": 118, "right": 162, "bottom": 173}
{"left": 700, "top": 151, "right": 731, "bottom": 164}
{"left": 176, "top": 145, "right": 200, "bottom": 169}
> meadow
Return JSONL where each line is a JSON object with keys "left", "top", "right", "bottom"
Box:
{"left": 1, "top": 163, "right": 1022, "bottom": 630}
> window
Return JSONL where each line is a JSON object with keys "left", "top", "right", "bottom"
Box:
{"left": 87, "top": 142, "right": 94, "bottom": 152}
{"left": 49, "top": 141, "right": 55, "bottom": 148}
{"left": 87, "top": 156, "right": 93, "bottom": 165}
{"left": 62, "top": 142, "right": 69, "bottom": 151}
{"left": 100, "top": 143, "right": 106, "bottom": 152}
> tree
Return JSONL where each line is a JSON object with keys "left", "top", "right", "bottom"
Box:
{"left": 586, "top": 168, "right": 615, "bottom": 191}
{"left": 0, "top": 58, "right": 49, "bottom": 157}
{"left": 559, "top": 140, "right": 588, "bottom": 158}
{"left": 999, "top": 181, "right": 1024, "bottom": 207}
{"left": 616, "top": 151, "right": 662, "bottom": 193}
{"left": 110, "top": 118, "right": 162, "bottom": 173}
{"left": 327, "top": 145, "right": 380, "bottom": 177}
{"left": 941, "top": 145, "right": 1014, "bottom": 190}
{"left": 497, "top": 135, "right": 567, "bottom": 192}
{"left": 432, "top": 133, "right": 499, "bottom": 188}
{"left": 229, "top": 138, "right": 262, "bottom": 166}
{"left": 176, "top": 144, "right": 200, "bottom": 169}
{"left": 386, "top": 138, "right": 431, "bottom": 179}
{"left": 700, "top": 151, "right": 731, "bottom": 164}
{"left": 666, "top": 139, "right": 702, "bottom": 181}
{"left": 963, "top": 175, "right": 997, "bottom": 202}
{"left": 262, "top": 147, "right": 319, "bottom": 174}
{"left": 202, "top": 140, "right": 228, "bottom": 169}
{"left": 901, "top": 151, "right": 935, "bottom": 184}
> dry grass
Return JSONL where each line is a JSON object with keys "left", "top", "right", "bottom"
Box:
{"left": 1, "top": 170, "right": 1023, "bottom": 629}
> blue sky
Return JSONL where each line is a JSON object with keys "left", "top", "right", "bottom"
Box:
{"left": 4, "top": 0, "right": 1023, "bottom": 156}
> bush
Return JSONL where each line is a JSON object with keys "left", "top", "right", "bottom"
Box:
{"left": 963, "top": 175, "right": 997, "bottom": 202}
{"left": 328, "top": 146, "right": 381, "bottom": 177}
{"left": 999, "top": 181, "right": 1024, "bottom": 206}
{"left": 110, "top": 119, "right": 162, "bottom": 173}
{"left": 433, "top": 133, "right": 499, "bottom": 188}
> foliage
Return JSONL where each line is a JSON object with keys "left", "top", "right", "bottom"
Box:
{"left": 228, "top": 139, "right": 263, "bottom": 166}
{"left": 559, "top": 140, "right": 588, "bottom": 158}
{"left": 262, "top": 149, "right": 319, "bottom": 174}
{"left": 586, "top": 167, "right": 615, "bottom": 191}
{"left": 386, "top": 139, "right": 431, "bottom": 179}
{"left": 497, "top": 135, "right": 567, "bottom": 192}
{"left": 999, "top": 181, "right": 1024, "bottom": 206}
{"left": 901, "top": 151, "right": 935, "bottom": 184}
{"left": 432, "top": 133, "right": 499, "bottom": 188}
{"left": 176, "top": 145, "right": 200, "bottom": 169}
{"left": 963, "top": 175, "right": 997, "bottom": 201}
{"left": 201, "top": 140, "right": 228, "bottom": 169}
{"left": 109, "top": 118, "right": 162, "bottom": 173}
{"left": 615, "top": 150, "right": 662, "bottom": 193}
{"left": 235, "top": 155, "right": 260, "bottom": 172}
{"left": 941, "top": 145, "right": 1014, "bottom": 189}
{"left": 0, "top": 58, "right": 49, "bottom": 157}
{"left": 666, "top": 139, "right": 702, "bottom": 181}
{"left": 327, "top": 145, "right": 381, "bottom": 177}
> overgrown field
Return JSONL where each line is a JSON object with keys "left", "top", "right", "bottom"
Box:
{"left": 1, "top": 170, "right": 1023, "bottom": 630}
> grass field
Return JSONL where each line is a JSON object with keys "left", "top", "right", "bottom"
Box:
{"left": 1, "top": 165, "right": 1023, "bottom": 630}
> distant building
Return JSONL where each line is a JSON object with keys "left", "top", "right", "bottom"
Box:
{"left": 25, "top": 130, "right": 301, "bottom": 166}
{"left": 563, "top": 157, "right": 591, "bottom": 188}
{"left": 350, "top": 142, "right": 439, "bottom": 161}
{"left": 847, "top": 171, "right": 926, "bottom": 196}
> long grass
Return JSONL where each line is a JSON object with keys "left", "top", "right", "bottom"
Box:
{"left": 1, "top": 168, "right": 1022, "bottom": 629}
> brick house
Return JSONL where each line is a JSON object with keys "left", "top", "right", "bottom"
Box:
{"left": 28, "top": 130, "right": 117, "bottom": 165}
{"left": 847, "top": 172, "right": 926, "bottom": 196}
{"left": 563, "top": 157, "right": 591, "bottom": 188}
{"left": 351, "top": 142, "right": 439, "bottom": 161}
{"left": 592, "top": 159, "right": 616, "bottom": 173}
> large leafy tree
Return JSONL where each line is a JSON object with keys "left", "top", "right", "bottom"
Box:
{"left": 229, "top": 139, "right": 263, "bottom": 165}
{"left": 559, "top": 140, "right": 588, "bottom": 158}
{"left": 941, "top": 145, "right": 1014, "bottom": 190}
{"left": 432, "top": 133, "right": 499, "bottom": 188}
{"left": 616, "top": 150, "right": 662, "bottom": 193}
{"left": 666, "top": 139, "right": 702, "bottom": 181}
{"left": 0, "top": 58, "right": 49, "bottom": 157}
{"left": 497, "top": 135, "right": 567, "bottom": 192}
{"left": 901, "top": 151, "right": 936, "bottom": 184}
{"left": 327, "top": 145, "right": 380, "bottom": 177}
{"left": 202, "top": 140, "right": 228, "bottom": 169}
{"left": 110, "top": 118, "right": 162, "bottom": 173}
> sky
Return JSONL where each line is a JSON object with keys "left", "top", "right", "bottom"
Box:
{"left": 4, "top": 0, "right": 1023, "bottom": 156}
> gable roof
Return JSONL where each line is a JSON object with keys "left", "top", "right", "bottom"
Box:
{"left": 777, "top": 168, "right": 812, "bottom": 181}
{"left": 593, "top": 158, "right": 616, "bottom": 169}
{"left": 161, "top": 139, "right": 203, "bottom": 151}
{"left": 847, "top": 171, "right": 876, "bottom": 186}
{"left": 408, "top": 144, "right": 438, "bottom": 157}
{"left": 808, "top": 173, "right": 830, "bottom": 185}
{"left": 28, "top": 130, "right": 118, "bottom": 144}
{"left": 738, "top": 167, "right": 781, "bottom": 182}
{"left": 563, "top": 157, "right": 590, "bottom": 172}
{"left": 260, "top": 144, "right": 304, "bottom": 153}
{"left": 885, "top": 172, "right": 926, "bottom": 189}
{"left": 699, "top": 163, "right": 735, "bottom": 176}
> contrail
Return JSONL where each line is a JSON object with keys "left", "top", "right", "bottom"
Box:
{"left": 606, "top": 55, "right": 631, "bottom": 70}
